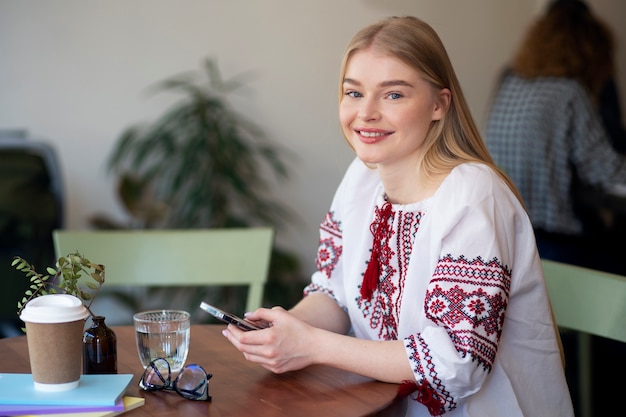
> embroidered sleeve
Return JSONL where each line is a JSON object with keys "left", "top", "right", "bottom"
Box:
{"left": 427, "top": 255, "right": 510, "bottom": 371}
{"left": 315, "top": 211, "right": 343, "bottom": 279}
{"left": 402, "top": 256, "right": 511, "bottom": 415}
{"left": 303, "top": 211, "right": 344, "bottom": 306}
{"left": 402, "top": 176, "right": 516, "bottom": 415}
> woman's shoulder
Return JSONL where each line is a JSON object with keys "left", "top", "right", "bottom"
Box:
{"left": 441, "top": 163, "right": 514, "bottom": 203}
{"left": 335, "top": 157, "right": 383, "bottom": 200}
{"left": 342, "top": 157, "right": 381, "bottom": 185}
{"left": 448, "top": 162, "right": 496, "bottom": 183}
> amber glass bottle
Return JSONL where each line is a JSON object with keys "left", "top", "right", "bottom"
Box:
{"left": 83, "top": 316, "right": 117, "bottom": 374}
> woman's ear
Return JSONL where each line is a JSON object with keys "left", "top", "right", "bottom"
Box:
{"left": 433, "top": 88, "right": 451, "bottom": 121}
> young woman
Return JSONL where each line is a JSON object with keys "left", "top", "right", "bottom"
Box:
{"left": 223, "top": 16, "right": 573, "bottom": 416}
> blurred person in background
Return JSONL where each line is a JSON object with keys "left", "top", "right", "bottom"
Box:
{"left": 484, "top": 0, "right": 626, "bottom": 274}
{"left": 484, "top": 1, "right": 626, "bottom": 414}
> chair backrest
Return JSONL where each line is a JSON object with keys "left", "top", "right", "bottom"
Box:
{"left": 53, "top": 228, "right": 274, "bottom": 314}
{"left": 542, "top": 259, "right": 626, "bottom": 343}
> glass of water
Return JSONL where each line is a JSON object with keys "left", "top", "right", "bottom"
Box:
{"left": 133, "top": 310, "right": 190, "bottom": 374}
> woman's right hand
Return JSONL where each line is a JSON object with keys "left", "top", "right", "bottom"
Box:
{"left": 222, "top": 306, "right": 320, "bottom": 373}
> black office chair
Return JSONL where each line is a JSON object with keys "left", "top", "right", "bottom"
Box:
{"left": 0, "top": 132, "right": 64, "bottom": 337}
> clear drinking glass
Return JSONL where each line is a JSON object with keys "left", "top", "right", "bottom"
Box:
{"left": 133, "top": 310, "right": 190, "bottom": 374}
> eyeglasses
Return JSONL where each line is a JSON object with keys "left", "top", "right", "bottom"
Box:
{"left": 139, "top": 358, "right": 212, "bottom": 401}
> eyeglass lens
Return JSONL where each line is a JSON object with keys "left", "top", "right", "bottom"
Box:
{"left": 140, "top": 358, "right": 170, "bottom": 390}
{"left": 140, "top": 358, "right": 212, "bottom": 401}
{"left": 175, "top": 364, "right": 212, "bottom": 400}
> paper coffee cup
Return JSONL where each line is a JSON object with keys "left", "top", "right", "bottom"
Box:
{"left": 20, "top": 294, "right": 89, "bottom": 391}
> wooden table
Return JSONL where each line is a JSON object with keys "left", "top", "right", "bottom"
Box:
{"left": 0, "top": 325, "right": 405, "bottom": 417}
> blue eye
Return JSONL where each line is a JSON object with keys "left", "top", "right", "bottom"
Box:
{"left": 345, "top": 91, "right": 363, "bottom": 98}
{"left": 388, "top": 92, "right": 402, "bottom": 100}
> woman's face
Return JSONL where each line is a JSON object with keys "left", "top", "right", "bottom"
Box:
{"left": 339, "top": 48, "right": 448, "bottom": 169}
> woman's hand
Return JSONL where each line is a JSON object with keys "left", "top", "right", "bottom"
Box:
{"left": 222, "top": 306, "right": 319, "bottom": 373}
{"left": 223, "top": 299, "right": 413, "bottom": 383}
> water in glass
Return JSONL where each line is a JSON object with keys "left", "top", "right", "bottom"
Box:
{"left": 133, "top": 310, "right": 190, "bottom": 373}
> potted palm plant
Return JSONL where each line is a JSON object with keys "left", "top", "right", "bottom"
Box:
{"left": 91, "top": 57, "right": 295, "bottom": 230}
{"left": 89, "top": 58, "right": 303, "bottom": 313}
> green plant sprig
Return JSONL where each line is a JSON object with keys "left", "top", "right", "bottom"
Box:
{"left": 12, "top": 252, "right": 105, "bottom": 320}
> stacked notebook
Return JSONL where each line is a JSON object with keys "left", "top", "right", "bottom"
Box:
{"left": 0, "top": 374, "right": 144, "bottom": 416}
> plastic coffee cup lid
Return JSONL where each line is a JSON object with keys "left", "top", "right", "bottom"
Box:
{"left": 19, "top": 294, "right": 89, "bottom": 323}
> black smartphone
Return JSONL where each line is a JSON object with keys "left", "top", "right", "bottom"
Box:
{"left": 199, "top": 302, "right": 267, "bottom": 331}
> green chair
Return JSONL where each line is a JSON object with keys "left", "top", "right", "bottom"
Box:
{"left": 53, "top": 228, "right": 274, "bottom": 320}
{"left": 542, "top": 259, "right": 626, "bottom": 417}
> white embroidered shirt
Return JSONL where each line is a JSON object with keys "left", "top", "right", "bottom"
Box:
{"left": 305, "top": 158, "right": 573, "bottom": 417}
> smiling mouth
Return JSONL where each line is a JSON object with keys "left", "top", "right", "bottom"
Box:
{"left": 358, "top": 131, "right": 386, "bottom": 138}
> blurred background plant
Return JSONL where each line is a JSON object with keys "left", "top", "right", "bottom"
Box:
{"left": 89, "top": 58, "right": 304, "bottom": 319}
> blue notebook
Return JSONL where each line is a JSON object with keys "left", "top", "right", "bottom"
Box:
{"left": 0, "top": 374, "right": 133, "bottom": 406}
{"left": 0, "top": 397, "right": 124, "bottom": 415}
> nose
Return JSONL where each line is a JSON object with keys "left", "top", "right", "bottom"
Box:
{"left": 358, "top": 97, "right": 380, "bottom": 121}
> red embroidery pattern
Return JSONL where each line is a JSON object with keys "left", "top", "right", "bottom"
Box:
{"left": 315, "top": 211, "right": 343, "bottom": 279}
{"left": 425, "top": 255, "right": 510, "bottom": 370}
{"left": 402, "top": 255, "right": 510, "bottom": 415}
{"left": 404, "top": 334, "right": 453, "bottom": 415}
{"left": 398, "top": 379, "right": 445, "bottom": 416}
{"left": 395, "top": 211, "right": 419, "bottom": 313}
{"left": 357, "top": 207, "right": 422, "bottom": 340}
{"left": 361, "top": 202, "right": 394, "bottom": 300}
{"left": 303, "top": 282, "right": 335, "bottom": 299}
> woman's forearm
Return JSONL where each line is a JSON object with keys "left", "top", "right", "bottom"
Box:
{"left": 288, "top": 292, "right": 351, "bottom": 333}
{"left": 309, "top": 326, "right": 414, "bottom": 384}
{"left": 290, "top": 294, "right": 414, "bottom": 383}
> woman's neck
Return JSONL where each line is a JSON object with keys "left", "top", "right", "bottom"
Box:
{"left": 380, "top": 167, "right": 449, "bottom": 204}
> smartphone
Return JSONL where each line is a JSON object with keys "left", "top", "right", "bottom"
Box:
{"left": 199, "top": 302, "right": 267, "bottom": 331}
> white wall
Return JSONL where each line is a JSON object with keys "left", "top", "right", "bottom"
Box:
{"left": 1, "top": 0, "right": 624, "bottom": 281}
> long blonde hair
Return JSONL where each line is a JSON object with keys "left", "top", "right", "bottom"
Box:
{"left": 338, "top": 16, "right": 524, "bottom": 205}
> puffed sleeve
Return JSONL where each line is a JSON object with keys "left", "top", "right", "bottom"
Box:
{"left": 303, "top": 165, "right": 350, "bottom": 311}
{"left": 303, "top": 208, "right": 346, "bottom": 310}
{"left": 402, "top": 166, "right": 523, "bottom": 415}
{"left": 303, "top": 157, "right": 381, "bottom": 312}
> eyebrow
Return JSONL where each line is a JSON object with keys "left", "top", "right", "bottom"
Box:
{"left": 342, "top": 78, "right": 414, "bottom": 88}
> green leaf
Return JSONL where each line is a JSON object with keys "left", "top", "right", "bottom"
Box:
{"left": 90, "top": 272, "right": 104, "bottom": 283}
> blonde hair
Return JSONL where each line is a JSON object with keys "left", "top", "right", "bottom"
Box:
{"left": 338, "top": 16, "right": 524, "bottom": 205}
{"left": 511, "top": 0, "right": 614, "bottom": 105}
